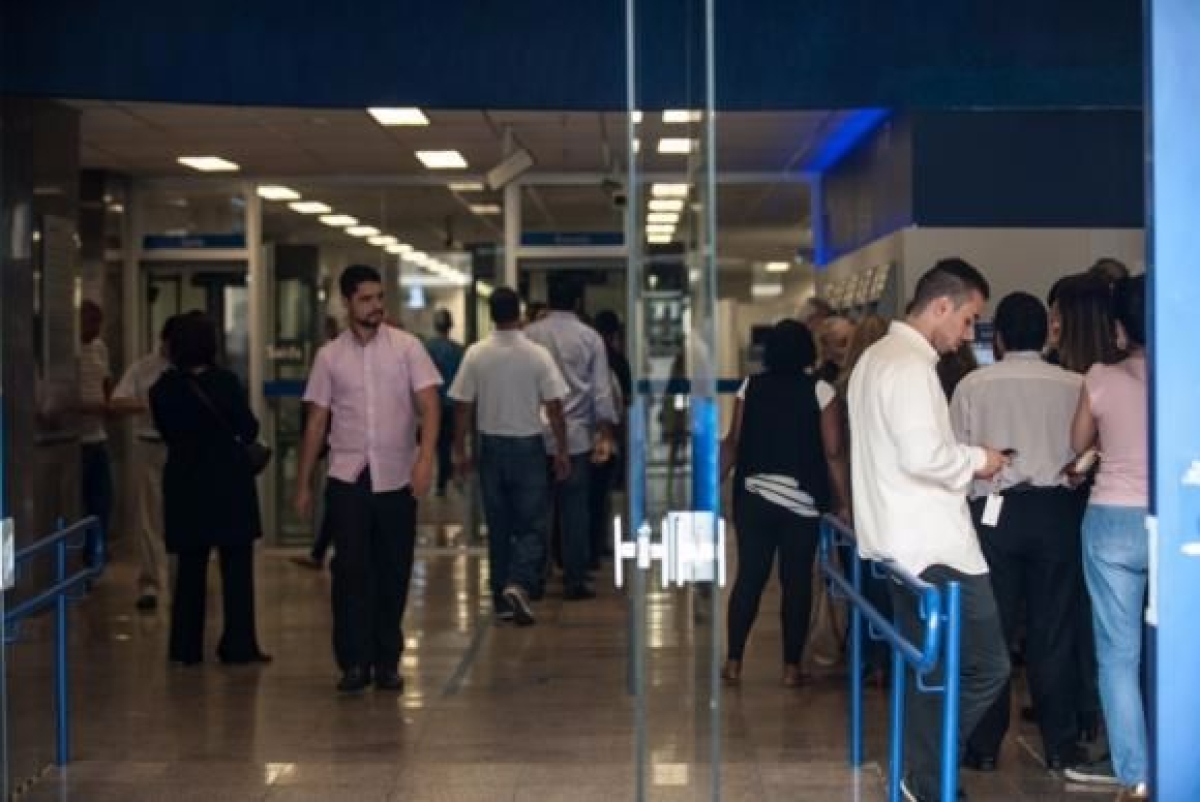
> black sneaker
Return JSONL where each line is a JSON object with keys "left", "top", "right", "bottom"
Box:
{"left": 374, "top": 670, "right": 404, "bottom": 692}
{"left": 1064, "top": 754, "right": 1119, "bottom": 786}
{"left": 900, "top": 777, "right": 967, "bottom": 802}
{"left": 337, "top": 667, "right": 370, "bottom": 694}
{"left": 502, "top": 585, "right": 535, "bottom": 626}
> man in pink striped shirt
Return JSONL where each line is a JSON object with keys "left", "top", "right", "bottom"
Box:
{"left": 295, "top": 265, "right": 442, "bottom": 695}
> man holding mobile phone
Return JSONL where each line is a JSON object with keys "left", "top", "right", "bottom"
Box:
{"left": 950, "top": 291, "right": 1088, "bottom": 775}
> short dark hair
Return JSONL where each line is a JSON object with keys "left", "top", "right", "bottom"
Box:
{"left": 993, "top": 292, "right": 1048, "bottom": 353}
{"left": 909, "top": 258, "right": 991, "bottom": 314}
{"left": 489, "top": 287, "right": 521, "bottom": 325}
{"left": 593, "top": 310, "right": 621, "bottom": 337}
{"left": 1112, "top": 275, "right": 1145, "bottom": 348}
{"left": 339, "top": 264, "right": 382, "bottom": 299}
{"left": 159, "top": 313, "right": 185, "bottom": 343}
{"left": 547, "top": 277, "right": 582, "bottom": 311}
{"left": 1089, "top": 258, "right": 1130, "bottom": 287}
{"left": 763, "top": 319, "right": 816, "bottom": 374}
{"left": 169, "top": 311, "right": 218, "bottom": 370}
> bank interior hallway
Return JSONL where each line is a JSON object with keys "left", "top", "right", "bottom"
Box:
{"left": 14, "top": 491, "right": 1113, "bottom": 802}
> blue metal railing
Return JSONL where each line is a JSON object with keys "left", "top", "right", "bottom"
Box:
{"left": 818, "top": 515, "right": 962, "bottom": 802}
{"left": 3, "top": 516, "right": 105, "bottom": 766}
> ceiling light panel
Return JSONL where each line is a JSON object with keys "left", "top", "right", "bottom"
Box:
{"left": 662, "top": 110, "right": 703, "bottom": 124}
{"left": 470, "top": 204, "right": 501, "bottom": 215}
{"left": 369, "top": 235, "right": 398, "bottom": 246}
{"left": 647, "top": 212, "right": 679, "bottom": 224}
{"left": 256, "top": 185, "right": 300, "bottom": 201}
{"left": 367, "top": 107, "right": 430, "bottom": 126}
{"left": 178, "top": 156, "right": 240, "bottom": 172}
{"left": 646, "top": 224, "right": 676, "bottom": 234}
{"left": 320, "top": 214, "right": 357, "bottom": 227}
{"left": 648, "top": 199, "right": 685, "bottom": 212}
{"left": 346, "top": 226, "right": 381, "bottom": 237}
{"left": 416, "top": 150, "right": 468, "bottom": 170}
{"left": 765, "top": 261, "right": 790, "bottom": 273}
{"left": 290, "top": 201, "right": 332, "bottom": 214}
{"left": 657, "top": 138, "right": 695, "bottom": 155}
{"left": 647, "top": 235, "right": 673, "bottom": 244}
{"left": 651, "top": 183, "right": 690, "bottom": 198}
{"left": 449, "top": 181, "right": 484, "bottom": 192}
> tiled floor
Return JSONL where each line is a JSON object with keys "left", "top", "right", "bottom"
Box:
{"left": 15, "top": 493, "right": 1113, "bottom": 801}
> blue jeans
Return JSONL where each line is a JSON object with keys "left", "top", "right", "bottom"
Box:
{"left": 479, "top": 435, "right": 551, "bottom": 603}
{"left": 555, "top": 453, "right": 592, "bottom": 590}
{"left": 81, "top": 442, "right": 113, "bottom": 566}
{"left": 1082, "top": 503, "right": 1149, "bottom": 786}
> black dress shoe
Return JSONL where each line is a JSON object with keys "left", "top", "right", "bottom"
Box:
{"left": 374, "top": 670, "right": 404, "bottom": 691}
{"left": 963, "top": 751, "right": 997, "bottom": 772}
{"left": 337, "top": 667, "right": 371, "bottom": 694}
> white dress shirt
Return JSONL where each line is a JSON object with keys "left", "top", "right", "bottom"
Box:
{"left": 950, "top": 352, "right": 1082, "bottom": 499}
{"left": 78, "top": 338, "right": 111, "bottom": 444}
{"left": 448, "top": 330, "right": 569, "bottom": 437}
{"left": 112, "top": 350, "right": 171, "bottom": 440}
{"left": 847, "top": 322, "right": 988, "bottom": 576}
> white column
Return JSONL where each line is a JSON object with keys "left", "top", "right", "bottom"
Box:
{"left": 244, "top": 185, "right": 266, "bottom": 423}
{"left": 503, "top": 128, "right": 521, "bottom": 289}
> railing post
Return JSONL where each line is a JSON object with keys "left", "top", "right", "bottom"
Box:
{"left": 939, "top": 581, "right": 962, "bottom": 802}
{"left": 888, "top": 646, "right": 906, "bottom": 802}
{"left": 849, "top": 547, "right": 864, "bottom": 767}
{"left": 54, "top": 533, "right": 70, "bottom": 765}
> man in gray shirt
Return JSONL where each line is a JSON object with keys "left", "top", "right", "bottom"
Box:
{"left": 450, "top": 287, "right": 570, "bottom": 625}
{"left": 525, "top": 278, "right": 617, "bottom": 600}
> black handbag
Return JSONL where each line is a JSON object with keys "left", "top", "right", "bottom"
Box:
{"left": 186, "top": 376, "right": 273, "bottom": 476}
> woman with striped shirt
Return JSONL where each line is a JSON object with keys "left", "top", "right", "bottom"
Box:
{"left": 719, "top": 320, "right": 851, "bottom": 686}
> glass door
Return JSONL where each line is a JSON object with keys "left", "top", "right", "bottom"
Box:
{"left": 622, "top": 0, "right": 724, "bottom": 798}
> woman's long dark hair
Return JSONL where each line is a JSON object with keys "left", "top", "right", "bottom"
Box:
{"left": 1054, "top": 273, "right": 1120, "bottom": 373}
{"left": 763, "top": 319, "right": 817, "bottom": 375}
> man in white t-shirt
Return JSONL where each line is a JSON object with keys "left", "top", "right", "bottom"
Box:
{"left": 110, "top": 315, "right": 180, "bottom": 611}
{"left": 450, "top": 287, "right": 570, "bottom": 626}
{"left": 78, "top": 300, "right": 113, "bottom": 567}
{"left": 848, "top": 258, "right": 1010, "bottom": 802}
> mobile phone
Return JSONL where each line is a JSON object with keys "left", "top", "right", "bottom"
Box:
{"left": 1073, "top": 448, "right": 1099, "bottom": 474}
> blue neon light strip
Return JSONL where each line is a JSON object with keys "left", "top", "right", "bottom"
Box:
{"left": 803, "top": 109, "right": 891, "bottom": 174}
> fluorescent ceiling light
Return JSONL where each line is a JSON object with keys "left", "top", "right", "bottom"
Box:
{"left": 646, "top": 223, "right": 676, "bottom": 235}
{"left": 476, "top": 281, "right": 495, "bottom": 298}
{"left": 631, "top": 111, "right": 643, "bottom": 124}
{"left": 256, "top": 185, "right": 300, "bottom": 201}
{"left": 652, "top": 183, "right": 690, "bottom": 198}
{"left": 386, "top": 243, "right": 414, "bottom": 255}
{"left": 647, "top": 212, "right": 679, "bottom": 225}
{"left": 647, "top": 235, "right": 673, "bottom": 244}
{"left": 751, "top": 283, "right": 784, "bottom": 299}
{"left": 346, "top": 225, "right": 380, "bottom": 237}
{"left": 290, "top": 201, "right": 332, "bottom": 214}
{"left": 449, "top": 181, "right": 484, "bottom": 192}
{"left": 320, "top": 214, "right": 358, "bottom": 227}
{"left": 367, "top": 107, "right": 429, "bottom": 126}
{"left": 416, "top": 150, "right": 468, "bottom": 170}
{"left": 633, "top": 138, "right": 640, "bottom": 154}
{"left": 178, "top": 156, "right": 239, "bottom": 172}
{"left": 406, "top": 251, "right": 428, "bottom": 263}
{"left": 648, "top": 198, "right": 685, "bottom": 212}
{"left": 469, "top": 204, "right": 501, "bottom": 215}
{"left": 765, "top": 261, "right": 790, "bottom": 273}
{"left": 657, "top": 138, "right": 694, "bottom": 155}
{"left": 662, "top": 110, "right": 702, "bottom": 124}
{"left": 369, "top": 235, "right": 398, "bottom": 246}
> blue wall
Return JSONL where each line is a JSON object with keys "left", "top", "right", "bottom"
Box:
{"left": 2, "top": 0, "right": 1141, "bottom": 110}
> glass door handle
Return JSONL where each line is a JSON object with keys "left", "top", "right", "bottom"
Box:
{"left": 613, "top": 513, "right": 726, "bottom": 588}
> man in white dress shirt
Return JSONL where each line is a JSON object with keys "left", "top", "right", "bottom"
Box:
{"left": 848, "top": 258, "right": 1010, "bottom": 802}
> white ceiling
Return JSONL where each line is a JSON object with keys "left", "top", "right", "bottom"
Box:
{"left": 71, "top": 100, "right": 838, "bottom": 268}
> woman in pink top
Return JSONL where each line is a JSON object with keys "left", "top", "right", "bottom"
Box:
{"left": 1069, "top": 275, "right": 1149, "bottom": 801}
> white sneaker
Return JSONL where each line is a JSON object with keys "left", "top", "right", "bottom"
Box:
{"left": 502, "top": 585, "right": 535, "bottom": 626}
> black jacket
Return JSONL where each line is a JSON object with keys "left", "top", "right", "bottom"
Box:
{"left": 150, "top": 366, "right": 262, "bottom": 553}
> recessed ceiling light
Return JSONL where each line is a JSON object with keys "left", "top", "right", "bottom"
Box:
{"left": 256, "top": 185, "right": 300, "bottom": 201}
{"left": 320, "top": 214, "right": 358, "bottom": 227}
{"left": 406, "top": 251, "right": 429, "bottom": 263}
{"left": 649, "top": 199, "right": 685, "bottom": 212}
{"left": 385, "top": 243, "right": 411, "bottom": 254}
{"left": 369, "top": 235, "right": 398, "bottom": 246}
{"left": 647, "top": 212, "right": 679, "bottom": 225}
{"left": 647, "top": 234, "right": 673, "bottom": 244}
{"left": 416, "top": 150, "right": 468, "bottom": 170}
{"left": 178, "top": 156, "right": 239, "bottom": 172}
{"left": 662, "top": 110, "right": 703, "bottom": 124}
{"left": 449, "top": 182, "right": 484, "bottom": 192}
{"left": 765, "top": 261, "right": 790, "bottom": 273}
{"left": 367, "top": 107, "right": 430, "bottom": 126}
{"left": 657, "top": 138, "right": 695, "bottom": 155}
{"left": 652, "top": 183, "right": 690, "bottom": 198}
{"left": 346, "top": 226, "right": 381, "bottom": 237}
{"left": 290, "top": 201, "right": 332, "bottom": 214}
{"left": 631, "top": 111, "right": 644, "bottom": 124}
{"left": 469, "top": 204, "right": 501, "bottom": 215}
{"left": 751, "top": 283, "right": 784, "bottom": 299}
{"left": 646, "top": 223, "right": 675, "bottom": 235}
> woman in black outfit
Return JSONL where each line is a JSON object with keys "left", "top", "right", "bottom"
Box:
{"left": 719, "top": 320, "right": 850, "bottom": 686}
{"left": 150, "top": 312, "right": 270, "bottom": 666}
